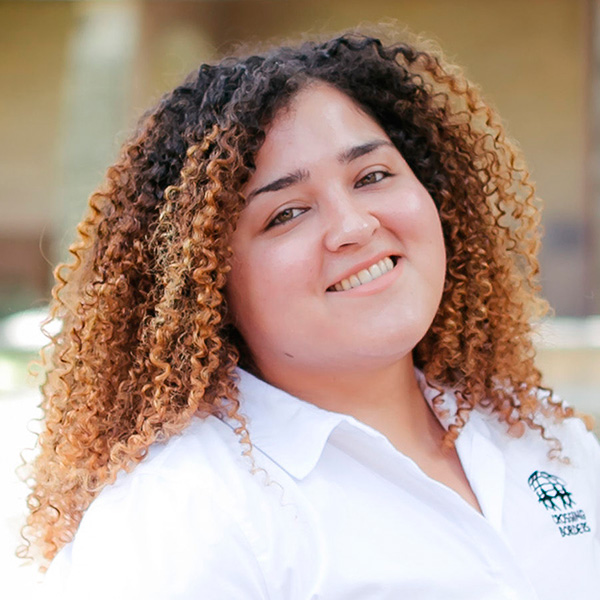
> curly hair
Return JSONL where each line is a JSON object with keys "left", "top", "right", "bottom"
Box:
{"left": 21, "top": 30, "right": 576, "bottom": 566}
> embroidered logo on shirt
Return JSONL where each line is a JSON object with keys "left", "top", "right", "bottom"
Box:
{"left": 528, "top": 471, "right": 574, "bottom": 511}
{"left": 527, "top": 470, "right": 590, "bottom": 537}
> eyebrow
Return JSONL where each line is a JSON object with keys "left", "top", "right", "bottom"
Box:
{"left": 246, "top": 139, "right": 393, "bottom": 201}
{"left": 246, "top": 169, "right": 310, "bottom": 201}
{"left": 336, "top": 139, "right": 393, "bottom": 164}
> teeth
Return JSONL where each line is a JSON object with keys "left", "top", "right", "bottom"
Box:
{"left": 357, "top": 269, "right": 371, "bottom": 284}
{"left": 349, "top": 274, "right": 361, "bottom": 288}
{"left": 332, "top": 257, "right": 396, "bottom": 291}
{"left": 368, "top": 263, "right": 383, "bottom": 279}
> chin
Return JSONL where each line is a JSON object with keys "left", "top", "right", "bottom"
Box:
{"left": 342, "top": 323, "right": 431, "bottom": 355}
{"left": 321, "top": 342, "right": 419, "bottom": 371}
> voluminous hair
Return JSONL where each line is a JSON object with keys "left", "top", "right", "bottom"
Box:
{"left": 21, "top": 29, "right": 575, "bottom": 566}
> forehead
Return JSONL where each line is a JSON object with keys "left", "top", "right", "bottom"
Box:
{"left": 253, "top": 83, "right": 391, "bottom": 176}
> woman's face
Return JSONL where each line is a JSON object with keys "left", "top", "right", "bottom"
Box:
{"left": 226, "top": 83, "right": 446, "bottom": 382}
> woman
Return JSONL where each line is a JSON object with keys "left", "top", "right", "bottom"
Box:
{"left": 25, "top": 31, "right": 599, "bottom": 598}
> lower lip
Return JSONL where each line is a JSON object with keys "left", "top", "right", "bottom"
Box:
{"left": 327, "top": 259, "right": 403, "bottom": 298}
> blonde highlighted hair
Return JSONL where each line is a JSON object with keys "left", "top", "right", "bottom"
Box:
{"left": 22, "top": 30, "right": 575, "bottom": 567}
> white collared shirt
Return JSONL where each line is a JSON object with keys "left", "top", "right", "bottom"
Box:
{"left": 45, "top": 369, "right": 600, "bottom": 599}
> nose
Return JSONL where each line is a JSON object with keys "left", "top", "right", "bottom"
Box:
{"left": 323, "top": 195, "right": 380, "bottom": 252}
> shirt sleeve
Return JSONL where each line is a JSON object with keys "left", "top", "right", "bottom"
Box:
{"left": 566, "top": 415, "right": 600, "bottom": 543}
{"left": 585, "top": 427, "right": 600, "bottom": 542}
{"left": 43, "top": 470, "right": 270, "bottom": 600}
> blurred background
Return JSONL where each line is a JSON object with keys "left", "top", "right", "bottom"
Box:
{"left": 1, "top": 0, "right": 599, "bottom": 596}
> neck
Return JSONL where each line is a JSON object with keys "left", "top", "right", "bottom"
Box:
{"left": 256, "top": 356, "right": 445, "bottom": 454}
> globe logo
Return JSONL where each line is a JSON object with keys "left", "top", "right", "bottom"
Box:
{"left": 528, "top": 471, "right": 575, "bottom": 511}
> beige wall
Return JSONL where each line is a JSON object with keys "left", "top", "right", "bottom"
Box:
{"left": 0, "top": 2, "right": 74, "bottom": 313}
{"left": 0, "top": 0, "right": 594, "bottom": 315}
{"left": 0, "top": 1, "right": 73, "bottom": 236}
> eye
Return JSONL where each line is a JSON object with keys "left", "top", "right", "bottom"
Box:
{"left": 267, "top": 207, "right": 307, "bottom": 228}
{"left": 355, "top": 170, "right": 391, "bottom": 189}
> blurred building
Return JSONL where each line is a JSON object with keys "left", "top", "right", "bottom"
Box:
{"left": 1, "top": 0, "right": 599, "bottom": 417}
{"left": 7, "top": 4, "right": 597, "bottom": 592}
{"left": 1, "top": 0, "right": 599, "bottom": 318}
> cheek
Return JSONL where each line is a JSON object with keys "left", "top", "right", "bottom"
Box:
{"left": 226, "top": 237, "right": 317, "bottom": 327}
{"left": 387, "top": 190, "right": 446, "bottom": 286}
{"left": 418, "top": 208, "right": 446, "bottom": 289}
{"left": 253, "top": 234, "right": 319, "bottom": 290}
{"left": 386, "top": 188, "right": 443, "bottom": 244}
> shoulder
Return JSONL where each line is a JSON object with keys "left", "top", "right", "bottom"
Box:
{"left": 88, "top": 415, "right": 260, "bottom": 516}
{"left": 45, "top": 416, "right": 272, "bottom": 599}
{"left": 472, "top": 395, "right": 600, "bottom": 520}
{"left": 473, "top": 390, "right": 600, "bottom": 462}
{"left": 123, "top": 414, "right": 250, "bottom": 489}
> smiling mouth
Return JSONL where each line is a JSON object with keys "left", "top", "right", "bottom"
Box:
{"left": 327, "top": 256, "right": 399, "bottom": 292}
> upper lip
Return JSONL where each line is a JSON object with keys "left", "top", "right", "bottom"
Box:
{"left": 326, "top": 251, "right": 399, "bottom": 291}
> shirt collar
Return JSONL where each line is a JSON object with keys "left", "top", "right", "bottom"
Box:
{"left": 413, "top": 368, "right": 459, "bottom": 431}
{"left": 234, "top": 367, "right": 460, "bottom": 481}
{"left": 235, "top": 368, "right": 346, "bottom": 480}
